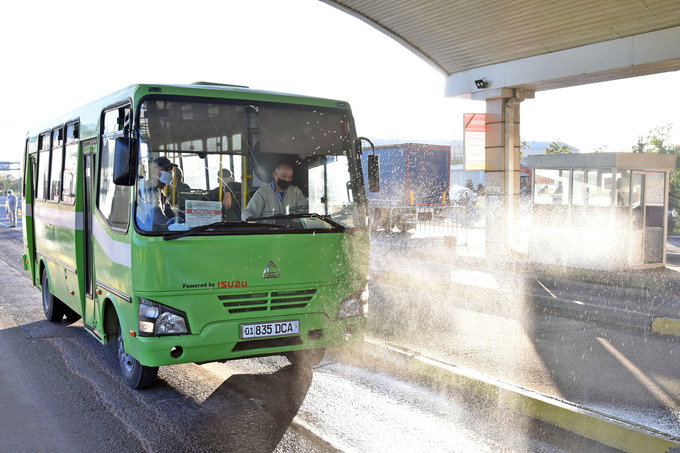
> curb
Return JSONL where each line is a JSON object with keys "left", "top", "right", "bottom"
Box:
{"left": 531, "top": 294, "right": 680, "bottom": 338}
{"left": 652, "top": 317, "right": 680, "bottom": 336}
{"left": 370, "top": 269, "right": 680, "bottom": 338}
{"left": 332, "top": 339, "right": 680, "bottom": 453}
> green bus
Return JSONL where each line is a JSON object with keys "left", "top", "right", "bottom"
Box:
{"left": 22, "top": 82, "right": 374, "bottom": 388}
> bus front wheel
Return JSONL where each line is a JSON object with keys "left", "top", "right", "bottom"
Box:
{"left": 42, "top": 269, "right": 64, "bottom": 322}
{"left": 117, "top": 327, "right": 159, "bottom": 389}
{"left": 285, "top": 348, "right": 326, "bottom": 368}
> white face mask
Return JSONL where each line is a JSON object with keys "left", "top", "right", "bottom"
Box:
{"left": 159, "top": 171, "right": 173, "bottom": 185}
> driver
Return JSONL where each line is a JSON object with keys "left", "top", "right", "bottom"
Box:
{"left": 242, "top": 161, "right": 308, "bottom": 220}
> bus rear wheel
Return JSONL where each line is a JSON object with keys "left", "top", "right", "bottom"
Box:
{"left": 117, "top": 327, "right": 158, "bottom": 389}
{"left": 285, "top": 348, "right": 326, "bottom": 368}
{"left": 42, "top": 269, "right": 64, "bottom": 322}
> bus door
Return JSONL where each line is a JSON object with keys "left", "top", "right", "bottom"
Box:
{"left": 24, "top": 151, "right": 38, "bottom": 282}
{"left": 82, "top": 141, "right": 97, "bottom": 330}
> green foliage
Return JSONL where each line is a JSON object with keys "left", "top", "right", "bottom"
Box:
{"left": 669, "top": 167, "right": 680, "bottom": 233}
{"left": 0, "top": 173, "right": 20, "bottom": 194}
{"left": 631, "top": 137, "right": 645, "bottom": 153}
{"left": 520, "top": 140, "right": 529, "bottom": 161}
{"left": 638, "top": 123, "right": 680, "bottom": 234}
{"left": 545, "top": 141, "right": 573, "bottom": 154}
{"left": 634, "top": 123, "right": 679, "bottom": 154}
{"left": 645, "top": 123, "right": 677, "bottom": 154}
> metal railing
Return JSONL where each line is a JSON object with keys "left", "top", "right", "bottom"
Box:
{"left": 369, "top": 204, "right": 485, "bottom": 247}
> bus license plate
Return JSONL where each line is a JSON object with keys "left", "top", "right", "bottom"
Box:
{"left": 240, "top": 320, "right": 300, "bottom": 339}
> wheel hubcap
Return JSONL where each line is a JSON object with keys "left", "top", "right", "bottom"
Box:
{"left": 42, "top": 284, "right": 49, "bottom": 312}
{"left": 118, "top": 332, "right": 135, "bottom": 373}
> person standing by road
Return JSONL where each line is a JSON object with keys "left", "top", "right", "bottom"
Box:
{"left": 5, "top": 189, "right": 18, "bottom": 227}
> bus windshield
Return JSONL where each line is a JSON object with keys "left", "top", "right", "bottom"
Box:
{"left": 134, "top": 98, "right": 366, "bottom": 234}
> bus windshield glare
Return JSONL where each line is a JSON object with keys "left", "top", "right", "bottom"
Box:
{"left": 135, "top": 99, "right": 366, "bottom": 234}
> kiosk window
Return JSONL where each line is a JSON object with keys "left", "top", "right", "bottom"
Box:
{"left": 615, "top": 171, "right": 631, "bottom": 207}
{"left": 573, "top": 169, "right": 612, "bottom": 207}
{"left": 533, "top": 169, "right": 570, "bottom": 205}
{"left": 631, "top": 174, "right": 644, "bottom": 230}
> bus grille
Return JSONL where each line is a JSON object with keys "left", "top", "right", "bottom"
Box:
{"left": 219, "top": 289, "right": 317, "bottom": 314}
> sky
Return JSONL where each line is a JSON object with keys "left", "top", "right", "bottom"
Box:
{"left": 0, "top": 0, "right": 678, "bottom": 166}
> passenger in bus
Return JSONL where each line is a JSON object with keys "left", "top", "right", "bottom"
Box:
{"left": 208, "top": 168, "right": 242, "bottom": 221}
{"left": 242, "top": 162, "right": 308, "bottom": 220}
{"left": 137, "top": 156, "right": 180, "bottom": 230}
{"left": 167, "top": 166, "right": 191, "bottom": 210}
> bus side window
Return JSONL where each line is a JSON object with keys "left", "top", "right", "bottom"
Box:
{"left": 98, "top": 106, "right": 132, "bottom": 231}
{"left": 49, "top": 127, "right": 63, "bottom": 202}
{"left": 62, "top": 122, "right": 79, "bottom": 204}
{"left": 36, "top": 132, "right": 51, "bottom": 200}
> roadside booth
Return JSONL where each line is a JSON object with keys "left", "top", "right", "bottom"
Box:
{"left": 527, "top": 153, "right": 676, "bottom": 271}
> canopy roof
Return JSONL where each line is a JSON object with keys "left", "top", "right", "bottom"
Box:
{"left": 323, "top": 0, "right": 680, "bottom": 77}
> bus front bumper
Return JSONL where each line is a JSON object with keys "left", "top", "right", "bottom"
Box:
{"left": 125, "top": 312, "right": 366, "bottom": 367}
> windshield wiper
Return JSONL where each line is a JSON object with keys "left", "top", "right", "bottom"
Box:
{"left": 249, "top": 213, "right": 346, "bottom": 230}
{"left": 164, "top": 221, "right": 283, "bottom": 240}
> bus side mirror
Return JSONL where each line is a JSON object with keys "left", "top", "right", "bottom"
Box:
{"left": 368, "top": 154, "right": 380, "bottom": 193}
{"left": 356, "top": 136, "right": 380, "bottom": 193}
{"left": 113, "top": 137, "right": 138, "bottom": 186}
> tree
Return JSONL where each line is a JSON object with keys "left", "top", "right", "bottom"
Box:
{"left": 633, "top": 123, "right": 677, "bottom": 154}
{"left": 631, "top": 137, "right": 645, "bottom": 153}
{"left": 0, "top": 174, "right": 19, "bottom": 194}
{"left": 638, "top": 123, "right": 680, "bottom": 233}
{"left": 645, "top": 123, "right": 676, "bottom": 154}
{"left": 520, "top": 140, "right": 530, "bottom": 161}
{"left": 545, "top": 141, "right": 573, "bottom": 154}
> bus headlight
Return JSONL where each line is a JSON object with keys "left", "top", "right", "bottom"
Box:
{"left": 337, "top": 285, "right": 369, "bottom": 319}
{"left": 138, "top": 298, "right": 189, "bottom": 336}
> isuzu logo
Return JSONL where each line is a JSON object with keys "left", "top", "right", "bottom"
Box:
{"left": 263, "top": 261, "right": 280, "bottom": 279}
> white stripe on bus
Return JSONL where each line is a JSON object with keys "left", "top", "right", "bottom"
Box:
{"left": 23, "top": 202, "right": 32, "bottom": 217}
{"left": 34, "top": 204, "right": 83, "bottom": 230}
{"left": 92, "top": 217, "right": 132, "bottom": 268}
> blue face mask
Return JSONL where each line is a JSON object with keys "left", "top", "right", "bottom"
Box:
{"left": 159, "top": 171, "right": 173, "bottom": 185}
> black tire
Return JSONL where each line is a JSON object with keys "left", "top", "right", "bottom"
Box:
{"left": 286, "top": 348, "right": 326, "bottom": 368}
{"left": 117, "top": 327, "right": 159, "bottom": 389}
{"left": 42, "top": 269, "right": 64, "bottom": 322}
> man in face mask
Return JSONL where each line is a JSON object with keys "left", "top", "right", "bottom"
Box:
{"left": 242, "top": 161, "right": 308, "bottom": 220}
{"left": 151, "top": 156, "right": 176, "bottom": 189}
{"left": 138, "top": 156, "right": 179, "bottom": 230}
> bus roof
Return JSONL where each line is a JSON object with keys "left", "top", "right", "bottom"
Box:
{"left": 25, "top": 82, "right": 353, "bottom": 143}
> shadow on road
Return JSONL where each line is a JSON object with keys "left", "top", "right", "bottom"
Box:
{"left": 190, "top": 365, "right": 313, "bottom": 452}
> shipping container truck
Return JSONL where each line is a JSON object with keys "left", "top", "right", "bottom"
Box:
{"left": 361, "top": 143, "right": 450, "bottom": 232}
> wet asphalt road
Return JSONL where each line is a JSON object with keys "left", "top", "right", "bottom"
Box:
{"left": 0, "top": 216, "right": 618, "bottom": 452}
{"left": 368, "top": 233, "right": 680, "bottom": 440}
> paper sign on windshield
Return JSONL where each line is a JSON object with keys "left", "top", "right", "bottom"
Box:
{"left": 185, "top": 201, "right": 221, "bottom": 227}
